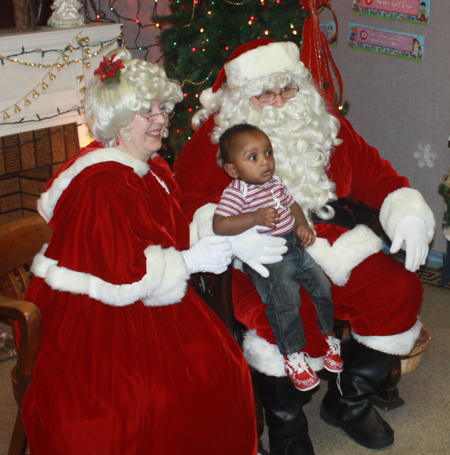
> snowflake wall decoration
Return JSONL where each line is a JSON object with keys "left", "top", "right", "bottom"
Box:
{"left": 413, "top": 143, "right": 437, "bottom": 168}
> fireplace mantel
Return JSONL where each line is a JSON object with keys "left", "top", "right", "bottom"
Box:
{"left": 0, "top": 23, "right": 122, "bottom": 146}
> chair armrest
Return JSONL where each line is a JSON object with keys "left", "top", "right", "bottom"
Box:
{"left": 0, "top": 295, "right": 42, "bottom": 405}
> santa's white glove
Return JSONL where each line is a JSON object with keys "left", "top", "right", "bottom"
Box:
{"left": 229, "top": 226, "right": 287, "bottom": 278}
{"left": 390, "top": 216, "right": 429, "bottom": 272}
{"left": 181, "top": 236, "right": 232, "bottom": 275}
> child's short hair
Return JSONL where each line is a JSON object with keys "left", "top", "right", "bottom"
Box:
{"left": 218, "top": 123, "right": 263, "bottom": 166}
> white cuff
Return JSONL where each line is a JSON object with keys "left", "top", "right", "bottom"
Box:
{"left": 380, "top": 188, "right": 435, "bottom": 243}
{"left": 352, "top": 320, "right": 422, "bottom": 356}
{"left": 307, "top": 224, "right": 382, "bottom": 286}
{"left": 31, "top": 244, "right": 189, "bottom": 307}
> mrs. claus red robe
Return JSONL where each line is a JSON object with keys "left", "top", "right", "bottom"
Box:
{"left": 22, "top": 142, "right": 257, "bottom": 455}
{"left": 174, "top": 114, "right": 435, "bottom": 375}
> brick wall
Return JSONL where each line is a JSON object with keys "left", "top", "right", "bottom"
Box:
{"left": 0, "top": 123, "right": 79, "bottom": 225}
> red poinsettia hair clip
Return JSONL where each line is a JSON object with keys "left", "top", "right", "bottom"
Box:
{"left": 94, "top": 54, "right": 125, "bottom": 84}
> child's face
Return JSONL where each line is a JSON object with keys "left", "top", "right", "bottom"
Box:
{"left": 224, "top": 130, "right": 275, "bottom": 185}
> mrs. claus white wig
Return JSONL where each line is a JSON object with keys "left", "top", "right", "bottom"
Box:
{"left": 84, "top": 48, "right": 183, "bottom": 147}
{"left": 193, "top": 39, "right": 342, "bottom": 219}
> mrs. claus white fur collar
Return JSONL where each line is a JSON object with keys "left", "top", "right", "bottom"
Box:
{"left": 38, "top": 148, "right": 149, "bottom": 223}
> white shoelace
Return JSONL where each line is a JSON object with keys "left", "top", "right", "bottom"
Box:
{"left": 326, "top": 336, "right": 341, "bottom": 355}
{"left": 326, "top": 337, "right": 343, "bottom": 395}
{"left": 286, "top": 352, "right": 311, "bottom": 375}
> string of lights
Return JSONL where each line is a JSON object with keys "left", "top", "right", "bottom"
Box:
{"left": 0, "top": 30, "right": 122, "bottom": 124}
{"left": 1, "top": 107, "right": 84, "bottom": 127}
{"left": 0, "top": 34, "right": 117, "bottom": 69}
{"left": 82, "top": 0, "right": 162, "bottom": 59}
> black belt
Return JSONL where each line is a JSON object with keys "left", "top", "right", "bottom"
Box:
{"left": 311, "top": 197, "right": 387, "bottom": 240}
{"left": 310, "top": 198, "right": 357, "bottom": 230}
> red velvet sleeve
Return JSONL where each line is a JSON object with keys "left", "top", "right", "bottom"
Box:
{"left": 329, "top": 116, "right": 410, "bottom": 210}
{"left": 174, "top": 115, "right": 232, "bottom": 222}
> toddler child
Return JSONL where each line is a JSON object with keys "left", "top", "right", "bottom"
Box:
{"left": 213, "top": 123, "right": 343, "bottom": 391}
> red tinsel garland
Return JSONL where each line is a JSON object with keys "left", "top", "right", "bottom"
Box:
{"left": 300, "top": 0, "right": 343, "bottom": 113}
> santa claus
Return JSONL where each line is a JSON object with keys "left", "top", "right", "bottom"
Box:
{"left": 174, "top": 39, "right": 435, "bottom": 455}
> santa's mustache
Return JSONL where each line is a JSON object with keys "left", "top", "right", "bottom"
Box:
{"left": 247, "top": 98, "right": 310, "bottom": 137}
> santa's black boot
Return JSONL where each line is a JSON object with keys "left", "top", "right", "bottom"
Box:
{"left": 253, "top": 371, "right": 315, "bottom": 455}
{"left": 320, "top": 338, "right": 398, "bottom": 449}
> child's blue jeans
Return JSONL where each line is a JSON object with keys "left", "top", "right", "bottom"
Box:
{"left": 243, "top": 229, "right": 334, "bottom": 356}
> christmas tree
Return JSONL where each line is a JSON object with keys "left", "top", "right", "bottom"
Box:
{"left": 153, "top": 0, "right": 344, "bottom": 162}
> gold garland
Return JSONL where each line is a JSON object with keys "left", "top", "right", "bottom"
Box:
{"left": 181, "top": 69, "right": 214, "bottom": 87}
{"left": 1, "top": 31, "right": 123, "bottom": 122}
{"left": 0, "top": 33, "right": 121, "bottom": 69}
{"left": 222, "top": 0, "right": 248, "bottom": 5}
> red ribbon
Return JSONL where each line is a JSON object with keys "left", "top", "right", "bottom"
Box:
{"left": 300, "top": 0, "right": 343, "bottom": 113}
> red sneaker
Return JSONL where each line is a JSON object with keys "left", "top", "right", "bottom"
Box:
{"left": 284, "top": 352, "right": 320, "bottom": 392}
{"left": 324, "top": 335, "right": 344, "bottom": 373}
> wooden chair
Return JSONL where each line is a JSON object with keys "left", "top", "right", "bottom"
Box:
{"left": 0, "top": 216, "right": 52, "bottom": 455}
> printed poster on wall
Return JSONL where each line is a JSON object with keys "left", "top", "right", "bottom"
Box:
{"left": 348, "top": 23, "right": 425, "bottom": 61}
{"left": 321, "top": 22, "right": 339, "bottom": 47}
{"left": 352, "top": 0, "right": 430, "bottom": 25}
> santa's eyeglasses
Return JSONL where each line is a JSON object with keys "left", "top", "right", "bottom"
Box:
{"left": 254, "top": 86, "right": 299, "bottom": 104}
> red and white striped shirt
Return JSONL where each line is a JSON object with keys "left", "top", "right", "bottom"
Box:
{"left": 215, "top": 176, "right": 296, "bottom": 236}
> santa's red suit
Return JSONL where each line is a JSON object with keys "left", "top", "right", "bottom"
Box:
{"left": 22, "top": 142, "right": 257, "bottom": 455}
{"left": 176, "top": 112, "right": 434, "bottom": 373}
{"left": 174, "top": 37, "right": 435, "bottom": 454}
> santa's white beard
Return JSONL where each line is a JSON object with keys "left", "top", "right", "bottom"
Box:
{"left": 215, "top": 97, "right": 339, "bottom": 217}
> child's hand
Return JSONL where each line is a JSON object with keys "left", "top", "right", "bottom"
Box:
{"left": 296, "top": 224, "right": 315, "bottom": 247}
{"left": 253, "top": 207, "right": 280, "bottom": 229}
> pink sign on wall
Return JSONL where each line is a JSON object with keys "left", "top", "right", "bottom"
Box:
{"left": 359, "top": 0, "right": 421, "bottom": 16}
{"left": 356, "top": 26, "right": 415, "bottom": 52}
{"left": 353, "top": 0, "right": 430, "bottom": 25}
{"left": 348, "top": 23, "right": 425, "bottom": 61}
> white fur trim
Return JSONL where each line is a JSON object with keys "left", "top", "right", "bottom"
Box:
{"left": 307, "top": 225, "right": 382, "bottom": 286}
{"left": 189, "top": 203, "right": 216, "bottom": 246}
{"left": 352, "top": 320, "right": 422, "bottom": 356}
{"left": 379, "top": 188, "right": 435, "bottom": 242}
{"left": 243, "top": 329, "right": 323, "bottom": 377}
{"left": 38, "top": 148, "right": 150, "bottom": 222}
{"left": 225, "top": 42, "right": 304, "bottom": 89}
{"left": 31, "top": 243, "right": 189, "bottom": 307}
